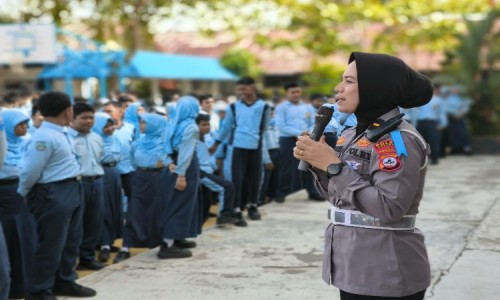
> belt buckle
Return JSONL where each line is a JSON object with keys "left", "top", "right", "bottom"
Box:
{"left": 75, "top": 176, "right": 82, "bottom": 181}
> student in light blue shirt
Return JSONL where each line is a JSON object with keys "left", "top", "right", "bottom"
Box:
{"left": 0, "top": 113, "right": 7, "bottom": 300}
{"left": 28, "top": 102, "right": 43, "bottom": 135}
{"left": 196, "top": 113, "right": 236, "bottom": 226}
{"left": 18, "top": 91, "right": 96, "bottom": 298}
{"left": 258, "top": 103, "right": 281, "bottom": 206}
{"left": 115, "top": 113, "right": 167, "bottom": 263}
{"left": 445, "top": 85, "right": 472, "bottom": 154}
{"left": 123, "top": 102, "right": 143, "bottom": 141}
{"left": 274, "top": 83, "right": 321, "bottom": 203}
{"left": 159, "top": 96, "right": 201, "bottom": 260}
{"left": 416, "top": 84, "right": 447, "bottom": 164}
{"left": 92, "top": 112, "right": 123, "bottom": 263}
{"left": 0, "top": 109, "right": 36, "bottom": 299}
{"left": 210, "top": 77, "right": 270, "bottom": 223}
{"left": 68, "top": 102, "right": 106, "bottom": 271}
{"left": 105, "top": 101, "right": 136, "bottom": 202}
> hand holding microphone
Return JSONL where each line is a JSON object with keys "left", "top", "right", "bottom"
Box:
{"left": 297, "top": 106, "right": 334, "bottom": 171}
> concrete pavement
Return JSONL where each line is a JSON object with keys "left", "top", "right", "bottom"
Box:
{"left": 68, "top": 155, "right": 500, "bottom": 300}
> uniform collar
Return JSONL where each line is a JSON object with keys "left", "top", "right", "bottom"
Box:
{"left": 41, "top": 121, "right": 68, "bottom": 133}
{"left": 67, "top": 127, "right": 87, "bottom": 137}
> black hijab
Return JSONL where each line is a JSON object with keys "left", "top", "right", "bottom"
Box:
{"left": 348, "top": 52, "right": 433, "bottom": 136}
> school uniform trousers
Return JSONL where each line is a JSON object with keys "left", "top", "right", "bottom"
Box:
{"left": 258, "top": 148, "right": 280, "bottom": 204}
{"left": 200, "top": 170, "right": 235, "bottom": 217}
{"left": 0, "top": 179, "right": 36, "bottom": 299}
{"left": 99, "top": 165, "right": 123, "bottom": 246}
{"left": 0, "top": 224, "right": 11, "bottom": 300}
{"left": 26, "top": 179, "right": 83, "bottom": 293}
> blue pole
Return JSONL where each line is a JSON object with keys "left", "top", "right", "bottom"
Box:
{"left": 44, "top": 79, "right": 52, "bottom": 91}
{"left": 99, "top": 76, "right": 107, "bottom": 100}
{"left": 65, "top": 76, "right": 73, "bottom": 102}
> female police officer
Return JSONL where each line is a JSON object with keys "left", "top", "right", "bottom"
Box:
{"left": 294, "top": 52, "right": 433, "bottom": 300}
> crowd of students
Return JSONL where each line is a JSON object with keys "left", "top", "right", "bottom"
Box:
{"left": 0, "top": 76, "right": 472, "bottom": 300}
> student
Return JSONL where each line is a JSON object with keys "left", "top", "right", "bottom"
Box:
{"left": 258, "top": 104, "right": 280, "bottom": 205}
{"left": 114, "top": 113, "right": 167, "bottom": 263}
{"left": 68, "top": 103, "right": 106, "bottom": 271}
{"left": 196, "top": 113, "right": 236, "bottom": 226}
{"left": 0, "top": 114, "right": 7, "bottom": 300}
{"left": 28, "top": 101, "right": 44, "bottom": 135}
{"left": 92, "top": 113, "right": 123, "bottom": 262}
{"left": 123, "top": 102, "right": 143, "bottom": 140}
{"left": 274, "top": 82, "right": 319, "bottom": 203}
{"left": 209, "top": 77, "right": 270, "bottom": 221}
{"left": 159, "top": 96, "right": 201, "bottom": 259}
{"left": 0, "top": 109, "right": 37, "bottom": 299}
{"left": 107, "top": 101, "right": 136, "bottom": 203}
{"left": 18, "top": 91, "right": 96, "bottom": 299}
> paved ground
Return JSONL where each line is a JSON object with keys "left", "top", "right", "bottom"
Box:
{"left": 67, "top": 155, "right": 500, "bottom": 300}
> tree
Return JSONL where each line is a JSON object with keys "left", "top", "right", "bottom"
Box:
{"left": 220, "top": 49, "right": 261, "bottom": 78}
{"left": 301, "top": 60, "right": 344, "bottom": 96}
{"left": 442, "top": 9, "right": 500, "bottom": 136}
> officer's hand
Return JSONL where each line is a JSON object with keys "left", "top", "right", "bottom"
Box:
{"left": 265, "top": 162, "right": 274, "bottom": 170}
{"left": 299, "top": 131, "right": 310, "bottom": 138}
{"left": 175, "top": 175, "right": 187, "bottom": 191}
{"left": 294, "top": 135, "right": 340, "bottom": 171}
{"left": 169, "top": 164, "right": 176, "bottom": 173}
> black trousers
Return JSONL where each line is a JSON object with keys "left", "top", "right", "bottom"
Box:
{"left": 200, "top": 171, "right": 235, "bottom": 216}
{"left": 120, "top": 172, "right": 134, "bottom": 199}
{"left": 417, "top": 119, "right": 441, "bottom": 164}
{"left": 277, "top": 137, "right": 320, "bottom": 199}
{"left": 340, "top": 290, "right": 426, "bottom": 300}
{"left": 259, "top": 148, "right": 280, "bottom": 204}
{"left": 80, "top": 178, "right": 104, "bottom": 262}
{"left": 231, "top": 147, "right": 262, "bottom": 210}
{"left": 27, "top": 180, "right": 83, "bottom": 293}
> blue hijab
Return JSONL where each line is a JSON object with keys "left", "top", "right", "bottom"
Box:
{"left": 92, "top": 112, "right": 114, "bottom": 140}
{"left": 137, "top": 113, "right": 167, "bottom": 153}
{"left": 1, "top": 109, "right": 29, "bottom": 163}
{"left": 165, "top": 96, "right": 199, "bottom": 154}
{"left": 166, "top": 102, "right": 177, "bottom": 121}
{"left": 123, "top": 102, "right": 142, "bottom": 135}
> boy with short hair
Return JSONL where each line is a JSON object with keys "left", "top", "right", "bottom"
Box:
{"left": 68, "top": 102, "right": 106, "bottom": 271}
{"left": 196, "top": 114, "right": 237, "bottom": 226}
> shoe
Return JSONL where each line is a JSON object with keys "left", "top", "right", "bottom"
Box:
{"left": 233, "top": 212, "right": 248, "bottom": 227}
{"left": 247, "top": 206, "right": 261, "bottom": 220}
{"left": 274, "top": 197, "right": 285, "bottom": 203}
{"left": 216, "top": 214, "right": 237, "bottom": 226}
{"left": 309, "top": 194, "right": 325, "bottom": 201}
{"left": 113, "top": 251, "right": 130, "bottom": 264}
{"left": 25, "top": 291, "right": 57, "bottom": 300}
{"left": 53, "top": 282, "right": 96, "bottom": 297}
{"left": 98, "top": 248, "right": 110, "bottom": 262}
{"left": 174, "top": 239, "right": 197, "bottom": 249}
{"left": 77, "top": 260, "right": 107, "bottom": 270}
{"left": 157, "top": 242, "right": 192, "bottom": 259}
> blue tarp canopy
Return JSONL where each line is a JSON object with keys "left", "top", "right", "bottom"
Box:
{"left": 38, "top": 49, "right": 116, "bottom": 79}
{"left": 121, "top": 51, "right": 237, "bottom": 80}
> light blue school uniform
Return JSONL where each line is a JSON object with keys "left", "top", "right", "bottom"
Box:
{"left": 0, "top": 109, "right": 29, "bottom": 179}
{"left": 18, "top": 121, "right": 81, "bottom": 197}
{"left": 274, "top": 100, "right": 314, "bottom": 137}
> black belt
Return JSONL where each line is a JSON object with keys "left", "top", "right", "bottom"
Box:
{"left": 51, "top": 176, "right": 82, "bottom": 184}
{"left": 324, "top": 132, "right": 337, "bottom": 136}
{"left": 102, "top": 162, "right": 118, "bottom": 167}
{"left": 0, "top": 178, "right": 19, "bottom": 185}
{"left": 137, "top": 167, "right": 163, "bottom": 172}
{"left": 82, "top": 175, "right": 102, "bottom": 182}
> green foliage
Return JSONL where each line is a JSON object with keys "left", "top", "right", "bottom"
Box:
{"left": 301, "top": 60, "right": 344, "bottom": 96}
{"left": 442, "top": 9, "right": 500, "bottom": 136}
{"left": 220, "top": 48, "right": 261, "bottom": 78}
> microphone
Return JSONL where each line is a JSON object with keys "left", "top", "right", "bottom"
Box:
{"left": 298, "top": 105, "right": 334, "bottom": 171}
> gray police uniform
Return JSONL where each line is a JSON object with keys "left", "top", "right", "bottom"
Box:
{"left": 311, "top": 108, "right": 431, "bottom": 297}
{"left": 18, "top": 121, "right": 83, "bottom": 294}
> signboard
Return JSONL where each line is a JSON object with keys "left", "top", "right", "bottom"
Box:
{"left": 0, "top": 23, "right": 57, "bottom": 65}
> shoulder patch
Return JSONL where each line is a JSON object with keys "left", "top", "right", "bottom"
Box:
{"left": 35, "top": 141, "right": 47, "bottom": 151}
{"left": 356, "top": 138, "right": 371, "bottom": 148}
{"left": 336, "top": 136, "right": 346, "bottom": 145}
{"left": 374, "top": 139, "right": 401, "bottom": 172}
